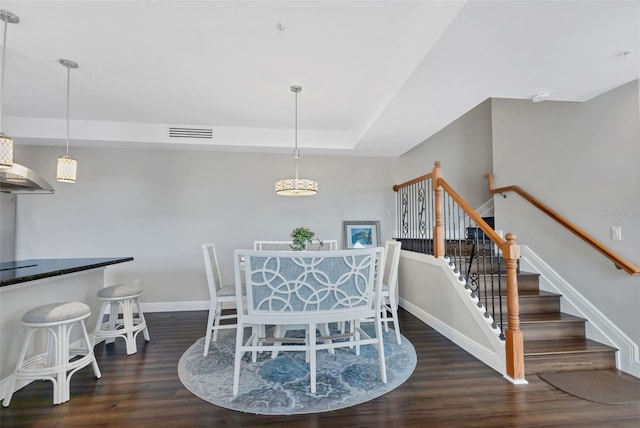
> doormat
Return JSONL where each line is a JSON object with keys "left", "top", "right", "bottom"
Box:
{"left": 538, "top": 370, "right": 640, "bottom": 405}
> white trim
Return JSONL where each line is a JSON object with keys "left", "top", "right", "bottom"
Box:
{"left": 503, "top": 375, "right": 529, "bottom": 385}
{"left": 475, "top": 198, "right": 495, "bottom": 218}
{"left": 520, "top": 245, "right": 640, "bottom": 378}
{"left": 399, "top": 251, "right": 511, "bottom": 380}
{"left": 139, "top": 300, "right": 210, "bottom": 313}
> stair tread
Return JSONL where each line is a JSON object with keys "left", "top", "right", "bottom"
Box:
{"left": 518, "top": 312, "right": 586, "bottom": 323}
{"left": 478, "top": 289, "right": 558, "bottom": 297}
{"left": 517, "top": 290, "right": 560, "bottom": 297}
{"left": 524, "top": 338, "right": 617, "bottom": 355}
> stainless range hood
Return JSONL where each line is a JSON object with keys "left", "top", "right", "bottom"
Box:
{"left": 0, "top": 163, "right": 54, "bottom": 194}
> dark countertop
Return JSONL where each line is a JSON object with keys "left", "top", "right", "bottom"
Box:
{"left": 0, "top": 257, "right": 134, "bottom": 287}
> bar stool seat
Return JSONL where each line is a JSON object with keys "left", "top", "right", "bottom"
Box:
{"left": 93, "top": 280, "right": 150, "bottom": 355}
{"left": 2, "top": 301, "right": 101, "bottom": 406}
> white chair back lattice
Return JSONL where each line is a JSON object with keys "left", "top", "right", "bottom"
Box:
{"left": 232, "top": 247, "right": 387, "bottom": 395}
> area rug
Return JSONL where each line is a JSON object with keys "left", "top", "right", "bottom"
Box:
{"left": 538, "top": 370, "right": 640, "bottom": 405}
{"left": 178, "top": 325, "right": 416, "bottom": 415}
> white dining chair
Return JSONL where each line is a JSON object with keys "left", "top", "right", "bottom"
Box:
{"left": 232, "top": 248, "right": 387, "bottom": 396}
{"left": 202, "top": 243, "right": 242, "bottom": 357}
{"left": 380, "top": 240, "right": 402, "bottom": 344}
{"left": 253, "top": 240, "right": 338, "bottom": 251}
{"left": 253, "top": 241, "right": 293, "bottom": 251}
{"left": 253, "top": 239, "right": 339, "bottom": 357}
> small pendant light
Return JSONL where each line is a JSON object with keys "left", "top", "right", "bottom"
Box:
{"left": 0, "top": 10, "right": 19, "bottom": 168}
{"left": 275, "top": 85, "right": 318, "bottom": 196}
{"left": 56, "top": 59, "right": 78, "bottom": 183}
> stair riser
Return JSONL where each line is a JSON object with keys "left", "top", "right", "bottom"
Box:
{"left": 524, "top": 351, "right": 616, "bottom": 375}
{"left": 515, "top": 275, "right": 540, "bottom": 292}
{"left": 502, "top": 296, "right": 560, "bottom": 314}
{"left": 464, "top": 271, "right": 539, "bottom": 291}
{"left": 519, "top": 322, "right": 586, "bottom": 341}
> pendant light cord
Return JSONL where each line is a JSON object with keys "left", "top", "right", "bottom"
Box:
{"left": 65, "top": 64, "right": 70, "bottom": 154}
{"left": 293, "top": 89, "right": 299, "bottom": 179}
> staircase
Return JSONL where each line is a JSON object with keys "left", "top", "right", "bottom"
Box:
{"left": 452, "top": 218, "right": 618, "bottom": 376}
{"left": 509, "top": 270, "right": 618, "bottom": 375}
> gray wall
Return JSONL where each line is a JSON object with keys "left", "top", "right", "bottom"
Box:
{"left": 13, "top": 145, "right": 394, "bottom": 306}
{"left": 397, "top": 99, "right": 494, "bottom": 209}
{"left": 492, "top": 81, "right": 640, "bottom": 347}
{"left": 394, "top": 80, "right": 639, "bottom": 362}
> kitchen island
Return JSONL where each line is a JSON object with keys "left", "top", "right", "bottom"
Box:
{"left": 0, "top": 257, "right": 133, "bottom": 398}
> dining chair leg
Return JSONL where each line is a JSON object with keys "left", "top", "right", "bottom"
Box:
{"left": 212, "top": 302, "right": 223, "bottom": 342}
{"left": 374, "top": 318, "right": 388, "bottom": 384}
{"left": 309, "top": 322, "right": 317, "bottom": 394}
{"left": 390, "top": 295, "right": 402, "bottom": 345}
{"left": 232, "top": 325, "right": 244, "bottom": 396}
{"left": 203, "top": 303, "right": 216, "bottom": 357}
{"left": 318, "top": 323, "right": 335, "bottom": 354}
{"left": 251, "top": 326, "right": 258, "bottom": 363}
{"left": 382, "top": 305, "right": 390, "bottom": 332}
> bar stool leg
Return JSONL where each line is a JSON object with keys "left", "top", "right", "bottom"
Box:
{"left": 122, "top": 298, "right": 136, "bottom": 355}
{"left": 80, "top": 319, "right": 102, "bottom": 379}
{"left": 106, "top": 301, "right": 119, "bottom": 345}
{"left": 135, "top": 298, "right": 151, "bottom": 342}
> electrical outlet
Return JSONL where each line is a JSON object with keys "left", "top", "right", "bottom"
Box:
{"left": 611, "top": 226, "right": 622, "bottom": 241}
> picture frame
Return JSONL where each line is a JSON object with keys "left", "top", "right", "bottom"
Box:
{"left": 342, "top": 220, "right": 381, "bottom": 249}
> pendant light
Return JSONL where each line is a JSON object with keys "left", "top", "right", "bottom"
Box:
{"left": 275, "top": 85, "right": 318, "bottom": 196}
{"left": 56, "top": 59, "right": 78, "bottom": 183}
{"left": 0, "top": 10, "right": 19, "bottom": 168}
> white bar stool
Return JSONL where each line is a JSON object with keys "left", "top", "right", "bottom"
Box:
{"left": 93, "top": 280, "right": 150, "bottom": 355}
{"left": 2, "top": 301, "right": 101, "bottom": 406}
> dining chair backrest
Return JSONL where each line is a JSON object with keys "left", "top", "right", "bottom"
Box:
{"left": 253, "top": 241, "right": 293, "bottom": 251}
{"left": 253, "top": 240, "right": 338, "bottom": 251}
{"left": 202, "top": 243, "right": 223, "bottom": 298}
{"left": 383, "top": 240, "right": 402, "bottom": 289}
{"left": 305, "top": 239, "right": 338, "bottom": 251}
{"left": 234, "top": 247, "right": 385, "bottom": 325}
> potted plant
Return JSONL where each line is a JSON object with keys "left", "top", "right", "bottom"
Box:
{"left": 290, "top": 226, "right": 323, "bottom": 251}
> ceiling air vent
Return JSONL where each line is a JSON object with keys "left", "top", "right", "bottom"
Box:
{"left": 168, "top": 127, "right": 213, "bottom": 139}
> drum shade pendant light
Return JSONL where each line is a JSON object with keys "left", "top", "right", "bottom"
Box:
{"left": 0, "top": 10, "right": 19, "bottom": 168}
{"left": 56, "top": 59, "right": 78, "bottom": 183}
{"left": 275, "top": 85, "right": 318, "bottom": 196}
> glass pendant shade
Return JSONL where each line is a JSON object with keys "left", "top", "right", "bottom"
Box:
{"left": 0, "top": 133, "right": 12, "bottom": 167}
{"left": 56, "top": 154, "right": 77, "bottom": 183}
{"left": 57, "top": 59, "right": 78, "bottom": 183}
{"left": 275, "top": 85, "right": 318, "bottom": 197}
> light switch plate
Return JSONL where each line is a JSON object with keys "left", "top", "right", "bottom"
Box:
{"left": 611, "top": 226, "right": 622, "bottom": 241}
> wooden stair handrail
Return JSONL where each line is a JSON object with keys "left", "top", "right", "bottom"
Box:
{"left": 486, "top": 173, "right": 640, "bottom": 276}
{"left": 438, "top": 178, "right": 507, "bottom": 251}
{"left": 392, "top": 171, "right": 434, "bottom": 191}
{"left": 393, "top": 162, "right": 525, "bottom": 382}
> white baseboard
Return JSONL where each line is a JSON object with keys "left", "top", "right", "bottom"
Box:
{"left": 139, "top": 300, "right": 210, "bottom": 313}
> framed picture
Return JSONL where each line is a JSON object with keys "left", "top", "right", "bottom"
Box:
{"left": 342, "top": 220, "right": 381, "bottom": 249}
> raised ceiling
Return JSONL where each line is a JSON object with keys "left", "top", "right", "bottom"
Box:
{"left": 2, "top": 1, "right": 638, "bottom": 157}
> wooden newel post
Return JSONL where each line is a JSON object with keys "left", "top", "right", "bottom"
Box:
{"left": 503, "top": 232, "right": 525, "bottom": 381}
{"left": 432, "top": 161, "right": 445, "bottom": 258}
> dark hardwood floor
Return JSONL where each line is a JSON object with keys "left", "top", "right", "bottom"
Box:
{"left": 1, "top": 309, "right": 639, "bottom": 427}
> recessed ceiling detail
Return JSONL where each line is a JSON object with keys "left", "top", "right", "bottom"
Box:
{"left": 1, "top": 1, "right": 638, "bottom": 157}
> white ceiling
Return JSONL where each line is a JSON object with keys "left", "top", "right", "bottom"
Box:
{"left": 2, "top": 0, "right": 638, "bottom": 157}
